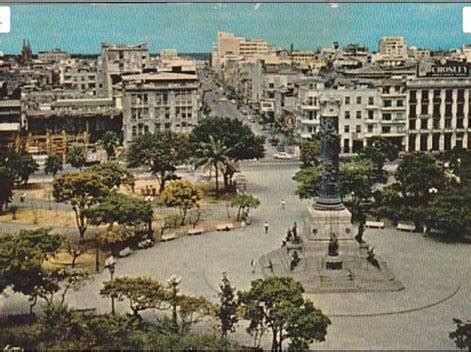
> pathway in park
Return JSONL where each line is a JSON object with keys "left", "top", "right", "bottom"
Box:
{"left": 2, "top": 163, "right": 469, "bottom": 349}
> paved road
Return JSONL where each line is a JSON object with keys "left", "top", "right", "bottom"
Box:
{"left": 3, "top": 162, "right": 468, "bottom": 349}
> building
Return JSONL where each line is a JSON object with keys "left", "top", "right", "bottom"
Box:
{"left": 97, "top": 42, "right": 151, "bottom": 97}
{"left": 379, "top": 36, "right": 407, "bottom": 58}
{"left": 0, "top": 99, "right": 24, "bottom": 146}
{"left": 121, "top": 72, "right": 200, "bottom": 145}
{"left": 405, "top": 59, "right": 471, "bottom": 152}
{"left": 59, "top": 59, "right": 97, "bottom": 95}
{"left": 38, "top": 49, "right": 71, "bottom": 64}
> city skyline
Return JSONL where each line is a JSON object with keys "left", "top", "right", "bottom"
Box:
{"left": 1, "top": 3, "right": 471, "bottom": 54}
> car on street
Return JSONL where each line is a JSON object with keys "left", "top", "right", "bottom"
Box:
{"left": 219, "top": 97, "right": 228, "bottom": 102}
{"left": 273, "top": 152, "right": 293, "bottom": 160}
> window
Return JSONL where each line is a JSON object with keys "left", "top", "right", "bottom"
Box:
{"left": 356, "top": 111, "right": 362, "bottom": 119}
{"left": 368, "top": 97, "right": 374, "bottom": 105}
{"left": 445, "top": 104, "right": 452, "bottom": 117}
{"left": 421, "top": 103, "right": 428, "bottom": 115}
{"left": 409, "top": 119, "right": 416, "bottom": 130}
{"left": 382, "top": 126, "right": 391, "bottom": 134}
{"left": 367, "top": 124, "right": 374, "bottom": 133}
{"left": 382, "top": 113, "right": 391, "bottom": 120}
{"left": 433, "top": 104, "right": 440, "bottom": 118}
{"left": 356, "top": 125, "right": 361, "bottom": 133}
{"left": 356, "top": 96, "right": 362, "bottom": 104}
{"left": 445, "top": 90, "right": 453, "bottom": 102}
{"left": 457, "top": 103, "right": 464, "bottom": 118}
{"left": 421, "top": 90, "right": 429, "bottom": 102}
{"left": 368, "top": 110, "right": 374, "bottom": 119}
{"left": 410, "top": 90, "right": 417, "bottom": 103}
{"left": 397, "top": 100, "right": 404, "bottom": 107}
{"left": 421, "top": 118, "right": 428, "bottom": 129}
{"left": 345, "top": 111, "right": 350, "bottom": 119}
{"left": 344, "top": 125, "right": 350, "bottom": 133}
{"left": 384, "top": 86, "right": 390, "bottom": 94}
{"left": 458, "top": 89, "right": 465, "bottom": 102}
{"left": 345, "top": 97, "right": 350, "bottom": 105}
{"left": 384, "top": 100, "right": 392, "bottom": 107}
{"left": 343, "top": 139, "right": 350, "bottom": 153}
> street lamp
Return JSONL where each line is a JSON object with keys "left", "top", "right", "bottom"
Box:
{"left": 167, "top": 275, "right": 181, "bottom": 333}
{"left": 104, "top": 256, "right": 116, "bottom": 315}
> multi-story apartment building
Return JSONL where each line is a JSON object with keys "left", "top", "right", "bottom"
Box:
{"left": 379, "top": 36, "right": 407, "bottom": 58}
{"left": 405, "top": 59, "right": 471, "bottom": 152}
{"left": 59, "top": 59, "right": 97, "bottom": 95}
{"left": 0, "top": 99, "right": 24, "bottom": 146}
{"left": 122, "top": 72, "right": 200, "bottom": 146}
{"left": 97, "top": 42, "right": 151, "bottom": 97}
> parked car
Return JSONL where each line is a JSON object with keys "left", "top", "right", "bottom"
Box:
{"left": 273, "top": 152, "right": 293, "bottom": 160}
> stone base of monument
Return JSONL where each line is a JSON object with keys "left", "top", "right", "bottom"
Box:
{"left": 259, "top": 205, "right": 404, "bottom": 293}
{"left": 324, "top": 255, "right": 343, "bottom": 270}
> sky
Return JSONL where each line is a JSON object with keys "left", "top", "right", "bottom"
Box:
{"left": 1, "top": 3, "right": 471, "bottom": 54}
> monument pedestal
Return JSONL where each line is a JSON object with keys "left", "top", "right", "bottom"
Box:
{"left": 324, "top": 255, "right": 343, "bottom": 270}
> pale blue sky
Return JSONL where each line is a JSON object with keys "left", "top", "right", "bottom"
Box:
{"left": 1, "top": 3, "right": 471, "bottom": 54}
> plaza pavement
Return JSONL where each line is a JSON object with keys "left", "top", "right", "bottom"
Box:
{"left": 2, "top": 163, "right": 470, "bottom": 349}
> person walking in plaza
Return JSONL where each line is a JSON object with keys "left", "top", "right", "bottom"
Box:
{"left": 281, "top": 199, "right": 286, "bottom": 210}
{"left": 264, "top": 221, "right": 269, "bottom": 234}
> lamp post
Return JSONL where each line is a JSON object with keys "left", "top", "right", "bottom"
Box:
{"left": 168, "top": 275, "right": 181, "bottom": 333}
{"left": 104, "top": 256, "right": 116, "bottom": 315}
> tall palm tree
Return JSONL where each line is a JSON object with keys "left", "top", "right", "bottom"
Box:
{"left": 195, "top": 136, "right": 232, "bottom": 194}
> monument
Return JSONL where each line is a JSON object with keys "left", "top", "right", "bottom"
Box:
{"left": 260, "top": 93, "right": 403, "bottom": 293}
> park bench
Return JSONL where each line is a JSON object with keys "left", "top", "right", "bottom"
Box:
{"left": 397, "top": 222, "right": 416, "bottom": 232}
{"left": 71, "top": 308, "right": 96, "bottom": 316}
{"left": 161, "top": 233, "right": 177, "bottom": 242}
{"left": 188, "top": 228, "right": 204, "bottom": 236}
{"left": 217, "top": 223, "right": 234, "bottom": 231}
{"left": 138, "top": 239, "right": 153, "bottom": 249}
{"left": 365, "top": 221, "right": 385, "bottom": 229}
{"left": 118, "top": 247, "right": 133, "bottom": 257}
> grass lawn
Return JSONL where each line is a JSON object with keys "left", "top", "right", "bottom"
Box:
{"left": 44, "top": 249, "right": 110, "bottom": 273}
{"left": 0, "top": 208, "right": 76, "bottom": 227}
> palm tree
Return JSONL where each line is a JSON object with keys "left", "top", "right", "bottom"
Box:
{"left": 195, "top": 136, "right": 233, "bottom": 194}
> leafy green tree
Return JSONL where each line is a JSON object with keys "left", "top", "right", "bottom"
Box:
{"left": 423, "top": 183, "right": 471, "bottom": 239}
{"left": 217, "top": 273, "right": 239, "bottom": 339}
{"left": 84, "top": 192, "right": 154, "bottom": 234}
{"left": 44, "top": 154, "right": 63, "bottom": 177}
{"left": 293, "top": 166, "right": 320, "bottom": 199}
{"left": 101, "top": 277, "right": 167, "bottom": 319}
{"left": 160, "top": 180, "right": 202, "bottom": 225}
{"left": 450, "top": 318, "right": 471, "bottom": 351}
{"left": 395, "top": 153, "right": 447, "bottom": 210}
{"left": 195, "top": 136, "right": 232, "bottom": 193}
{"left": 0, "top": 148, "right": 38, "bottom": 185}
{"left": 101, "top": 131, "right": 120, "bottom": 160}
{"left": 88, "top": 162, "right": 135, "bottom": 190}
{"left": 52, "top": 171, "right": 109, "bottom": 237}
{"left": 0, "top": 228, "right": 63, "bottom": 304}
{"left": 230, "top": 193, "right": 260, "bottom": 221}
{"left": 239, "top": 276, "right": 331, "bottom": 351}
{"left": 127, "top": 132, "right": 190, "bottom": 193}
{"left": 0, "top": 167, "right": 14, "bottom": 211}
{"left": 67, "top": 144, "right": 87, "bottom": 169}
{"left": 299, "top": 136, "right": 320, "bottom": 167}
{"left": 440, "top": 147, "right": 471, "bottom": 185}
{"left": 190, "top": 117, "right": 265, "bottom": 162}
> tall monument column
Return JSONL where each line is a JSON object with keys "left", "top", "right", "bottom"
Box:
{"left": 302, "top": 93, "right": 358, "bottom": 257}
{"left": 314, "top": 95, "right": 344, "bottom": 211}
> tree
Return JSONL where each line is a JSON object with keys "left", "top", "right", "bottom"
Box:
{"left": 88, "top": 162, "right": 135, "bottom": 190}
{"left": 0, "top": 228, "right": 63, "bottom": 305}
{"left": 217, "top": 273, "right": 239, "bottom": 339}
{"left": 100, "top": 277, "right": 167, "bottom": 319}
{"left": 450, "top": 318, "right": 471, "bottom": 351}
{"left": 84, "top": 192, "right": 154, "bottom": 235}
{"left": 195, "top": 136, "right": 232, "bottom": 193}
{"left": 127, "top": 132, "right": 190, "bottom": 193}
{"left": 239, "top": 276, "right": 331, "bottom": 351}
{"left": 230, "top": 193, "right": 260, "bottom": 221}
{"left": 395, "top": 153, "right": 447, "bottom": 202}
{"left": 293, "top": 166, "right": 320, "bottom": 199}
{"left": 52, "top": 171, "right": 109, "bottom": 237}
{"left": 299, "top": 136, "right": 320, "bottom": 167}
{"left": 44, "top": 154, "right": 63, "bottom": 177}
{"left": 189, "top": 117, "right": 265, "bottom": 162}
{"left": 0, "top": 148, "right": 38, "bottom": 185}
{"left": 101, "top": 131, "right": 120, "bottom": 160}
{"left": 0, "top": 167, "right": 14, "bottom": 211}
{"left": 160, "top": 180, "right": 202, "bottom": 225}
{"left": 67, "top": 144, "right": 87, "bottom": 169}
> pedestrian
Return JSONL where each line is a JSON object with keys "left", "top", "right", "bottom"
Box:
{"left": 250, "top": 259, "right": 255, "bottom": 274}
{"left": 281, "top": 199, "right": 286, "bottom": 210}
{"left": 264, "top": 221, "right": 269, "bottom": 234}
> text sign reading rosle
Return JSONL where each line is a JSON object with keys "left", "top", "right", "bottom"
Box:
{"left": 0, "top": 7, "right": 10, "bottom": 33}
